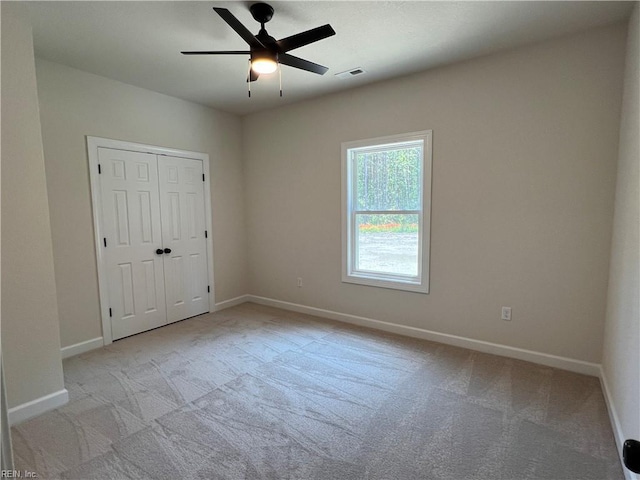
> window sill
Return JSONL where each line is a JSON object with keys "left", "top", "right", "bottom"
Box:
{"left": 342, "top": 273, "right": 429, "bottom": 294}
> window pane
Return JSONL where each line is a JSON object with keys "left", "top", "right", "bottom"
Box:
{"left": 354, "top": 144, "right": 422, "bottom": 211}
{"left": 355, "top": 214, "right": 419, "bottom": 276}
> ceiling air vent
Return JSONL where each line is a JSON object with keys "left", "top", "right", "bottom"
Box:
{"left": 335, "top": 68, "right": 366, "bottom": 80}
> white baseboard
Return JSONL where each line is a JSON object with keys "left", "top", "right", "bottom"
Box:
{"left": 600, "top": 368, "right": 638, "bottom": 480}
{"left": 247, "top": 295, "right": 601, "bottom": 377}
{"left": 61, "top": 337, "right": 104, "bottom": 359}
{"left": 215, "top": 294, "right": 251, "bottom": 311}
{"left": 8, "top": 389, "right": 69, "bottom": 426}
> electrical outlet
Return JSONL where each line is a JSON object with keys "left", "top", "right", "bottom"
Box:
{"left": 297, "top": 277, "right": 303, "bottom": 288}
{"left": 501, "top": 306, "right": 512, "bottom": 321}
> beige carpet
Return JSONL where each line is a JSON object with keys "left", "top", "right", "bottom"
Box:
{"left": 12, "top": 303, "right": 623, "bottom": 479}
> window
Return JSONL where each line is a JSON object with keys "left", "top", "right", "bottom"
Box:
{"left": 342, "top": 130, "right": 432, "bottom": 293}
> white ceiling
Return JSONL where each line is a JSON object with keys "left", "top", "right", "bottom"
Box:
{"left": 26, "top": 1, "right": 635, "bottom": 116}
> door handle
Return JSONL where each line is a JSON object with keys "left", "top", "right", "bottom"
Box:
{"left": 624, "top": 439, "right": 640, "bottom": 474}
{"left": 164, "top": 248, "right": 172, "bottom": 254}
{"left": 155, "top": 249, "right": 163, "bottom": 255}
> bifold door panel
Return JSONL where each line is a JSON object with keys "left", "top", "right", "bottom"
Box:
{"left": 158, "top": 156, "right": 209, "bottom": 323}
{"left": 98, "top": 147, "right": 209, "bottom": 340}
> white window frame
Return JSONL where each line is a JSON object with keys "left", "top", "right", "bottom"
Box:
{"left": 341, "top": 130, "right": 432, "bottom": 293}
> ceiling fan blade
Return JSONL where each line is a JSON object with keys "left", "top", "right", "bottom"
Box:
{"left": 276, "top": 24, "right": 335, "bottom": 53}
{"left": 278, "top": 53, "right": 329, "bottom": 75}
{"left": 213, "top": 7, "right": 265, "bottom": 49}
{"left": 181, "top": 51, "right": 250, "bottom": 55}
{"left": 247, "top": 70, "right": 260, "bottom": 83}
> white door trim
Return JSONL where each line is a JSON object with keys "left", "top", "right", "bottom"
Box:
{"left": 87, "top": 136, "right": 216, "bottom": 345}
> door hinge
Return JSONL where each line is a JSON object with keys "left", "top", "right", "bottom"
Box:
{"left": 205, "top": 230, "right": 208, "bottom": 238}
{"left": 109, "top": 308, "right": 112, "bottom": 317}
{"left": 202, "top": 173, "right": 205, "bottom": 182}
{"left": 207, "top": 285, "right": 210, "bottom": 293}
{"left": 103, "top": 237, "right": 107, "bottom": 247}
{"left": 98, "top": 164, "right": 102, "bottom": 174}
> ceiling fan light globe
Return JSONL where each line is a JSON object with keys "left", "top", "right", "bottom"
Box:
{"left": 252, "top": 58, "right": 278, "bottom": 74}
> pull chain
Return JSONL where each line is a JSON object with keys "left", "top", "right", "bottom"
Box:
{"left": 247, "top": 59, "right": 252, "bottom": 98}
{"left": 279, "top": 62, "right": 282, "bottom": 97}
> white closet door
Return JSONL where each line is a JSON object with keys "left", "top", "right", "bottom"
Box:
{"left": 98, "top": 148, "right": 167, "bottom": 340}
{"left": 158, "top": 156, "right": 210, "bottom": 323}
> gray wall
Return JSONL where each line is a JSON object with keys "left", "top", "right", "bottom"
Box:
{"left": 1, "top": 3, "right": 65, "bottom": 408}
{"left": 35, "top": 59, "right": 248, "bottom": 348}
{"left": 602, "top": 4, "right": 640, "bottom": 466}
{"left": 243, "top": 24, "right": 626, "bottom": 363}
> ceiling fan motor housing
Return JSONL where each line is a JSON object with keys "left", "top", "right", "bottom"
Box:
{"left": 255, "top": 29, "right": 277, "bottom": 50}
{"left": 251, "top": 49, "right": 278, "bottom": 64}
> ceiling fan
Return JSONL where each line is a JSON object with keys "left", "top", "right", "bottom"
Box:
{"left": 182, "top": 3, "right": 336, "bottom": 87}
